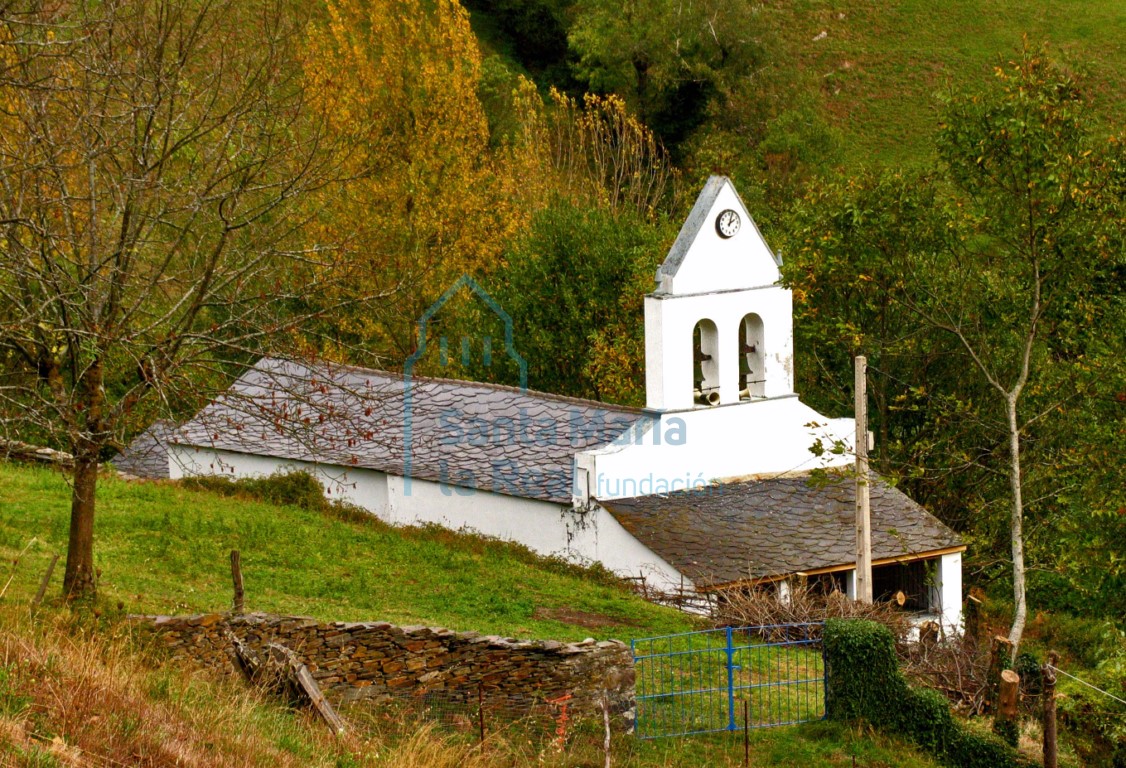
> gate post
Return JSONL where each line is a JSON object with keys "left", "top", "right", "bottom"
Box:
{"left": 726, "top": 626, "right": 736, "bottom": 731}
{"left": 821, "top": 629, "right": 830, "bottom": 720}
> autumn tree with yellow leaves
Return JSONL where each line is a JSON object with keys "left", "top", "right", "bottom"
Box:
{"left": 302, "top": 0, "right": 522, "bottom": 363}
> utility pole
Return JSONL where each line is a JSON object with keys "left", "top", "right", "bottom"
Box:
{"left": 855, "top": 355, "right": 873, "bottom": 603}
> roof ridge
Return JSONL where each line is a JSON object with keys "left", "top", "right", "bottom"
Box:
{"left": 254, "top": 356, "right": 644, "bottom": 415}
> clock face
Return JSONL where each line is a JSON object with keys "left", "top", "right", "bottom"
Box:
{"left": 716, "top": 209, "right": 741, "bottom": 238}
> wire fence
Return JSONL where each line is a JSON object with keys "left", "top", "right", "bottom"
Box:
{"left": 632, "top": 623, "right": 825, "bottom": 739}
{"left": 339, "top": 685, "right": 621, "bottom": 752}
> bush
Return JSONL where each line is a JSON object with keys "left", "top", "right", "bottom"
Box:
{"left": 824, "top": 618, "right": 904, "bottom": 722}
{"left": 1027, "top": 611, "right": 1121, "bottom": 669}
{"left": 1058, "top": 649, "right": 1126, "bottom": 767}
{"left": 823, "top": 619, "right": 1032, "bottom": 768}
{"left": 180, "top": 469, "right": 369, "bottom": 521}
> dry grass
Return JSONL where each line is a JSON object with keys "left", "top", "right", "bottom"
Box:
{"left": 0, "top": 607, "right": 617, "bottom": 768}
{"left": 0, "top": 607, "right": 351, "bottom": 767}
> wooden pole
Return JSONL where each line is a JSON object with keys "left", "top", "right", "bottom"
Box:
{"left": 602, "top": 694, "right": 612, "bottom": 768}
{"left": 31, "top": 553, "right": 60, "bottom": 609}
{"left": 854, "top": 355, "right": 872, "bottom": 603}
{"left": 987, "top": 635, "right": 1015, "bottom": 712}
{"left": 1043, "top": 651, "right": 1058, "bottom": 768}
{"left": 995, "top": 669, "right": 1021, "bottom": 747}
{"left": 230, "top": 550, "right": 244, "bottom": 613}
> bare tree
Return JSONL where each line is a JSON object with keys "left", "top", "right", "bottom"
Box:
{"left": 902, "top": 49, "right": 1121, "bottom": 659}
{"left": 0, "top": 0, "right": 358, "bottom": 600}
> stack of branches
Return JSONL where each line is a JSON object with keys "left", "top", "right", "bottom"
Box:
{"left": 712, "top": 578, "right": 913, "bottom": 642}
{"left": 624, "top": 574, "right": 716, "bottom": 614}
{"left": 898, "top": 632, "right": 994, "bottom": 716}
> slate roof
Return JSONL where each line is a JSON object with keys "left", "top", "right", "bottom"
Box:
{"left": 174, "top": 358, "right": 643, "bottom": 504}
{"left": 601, "top": 472, "right": 962, "bottom": 587}
{"left": 112, "top": 420, "right": 175, "bottom": 479}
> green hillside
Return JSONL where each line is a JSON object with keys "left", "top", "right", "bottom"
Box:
{"left": 765, "top": 0, "right": 1126, "bottom": 167}
{"left": 0, "top": 462, "right": 691, "bottom": 640}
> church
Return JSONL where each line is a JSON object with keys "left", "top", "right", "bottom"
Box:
{"left": 157, "top": 176, "right": 964, "bottom": 631}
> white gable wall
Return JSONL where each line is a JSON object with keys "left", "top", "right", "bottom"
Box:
{"left": 658, "top": 178, "right": 780, "bottom": 296}
{"left": 168, "top": 445, "right": 688, "bottom": 592}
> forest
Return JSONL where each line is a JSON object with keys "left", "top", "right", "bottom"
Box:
{"left": 0, "top": 0, "right": 1123, "bottom": 756}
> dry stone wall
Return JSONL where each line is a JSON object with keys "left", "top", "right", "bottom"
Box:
{"left": 131, "top": 612, "right": 633, "bottom": 713}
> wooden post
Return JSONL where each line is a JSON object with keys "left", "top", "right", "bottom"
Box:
{"left": 1043, "top": 651, "right": 1058, "bottom": 768}
{"left": 264, "top": 643, "right": 346, "bottom": 735}
{"left": 987, "top": 635, "right": 1015, "bottom": 712}
{"left": 854, "top": 355, "right": 872, "bottom": 603}
{"left": 230, "top": 550, "right": 244, "bottom": 613}
{"left": 994, "top": 669, "right": 1020, "bottom": 747}
{"left": 31, "top": 553, "right": 60, "bottom": 609}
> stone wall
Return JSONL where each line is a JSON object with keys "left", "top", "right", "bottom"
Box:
{"left": 131, "top": 612, "right": 633, "bottom": 713}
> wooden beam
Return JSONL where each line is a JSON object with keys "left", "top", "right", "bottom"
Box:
{"left": 31, "top": 554, "right": 60, "bottom": 609}
{"left": 700, "top": 545, "right": 967, "bottom": 591}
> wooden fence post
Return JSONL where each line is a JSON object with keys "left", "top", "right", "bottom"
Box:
{"left": 230, "top": 550, "right": 244, "bottom": 613}
{"left": 1043, "top": 651, "right": 1058, "bottom": 768}
{"left": 743, "top": 698, "right": 750, "bottom": 767}
{"left": 994, "top": 669, "right": 1020, "bottom": 747}
{"left": 987, "top": 635, "right": 1014, "bottom": 711}
{"left": 31, "top": 553, "right": 60, "bottom": 609}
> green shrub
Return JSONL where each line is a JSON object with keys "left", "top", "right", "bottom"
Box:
{"left": 179, "top": 469, "right": 373, "bottom": 523}
{"left": 823, "top": 618, "right": 905, "bottom": 721}
{"left": 1029, "top": 611, "right": 1120, "bottom": 669}
{"left": 896, "top": 687, "right": 953, "bottom": 754}
{"left": 823, "top": 619, "right": 1031, "bottom": 768}
{"left": 1058, "top": 650, "right": 1126, "bottom": 767}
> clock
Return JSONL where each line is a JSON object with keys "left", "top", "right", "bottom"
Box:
{"left": 716, "top": 209, "right": 741, "bottom": 238}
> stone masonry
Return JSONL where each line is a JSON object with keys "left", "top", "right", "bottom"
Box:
{"left": 131, "top": 612, "right": 634, "bottom": 713}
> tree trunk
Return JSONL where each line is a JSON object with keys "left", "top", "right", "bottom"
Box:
{"left": 63, "top": 450, "right": 99, "bottom": 600}
{"left": 63, "top": 359, "right": 105, "bottom": 602}
{"left": 1006, "top": 395, "right": 1027, "bottom": 660}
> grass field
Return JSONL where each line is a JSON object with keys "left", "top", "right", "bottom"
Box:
{"left": 0, "top": 461, "right": 949, "bottom": 766}
{"left": 763, "top": 0, "right": 1126, "bottom": 168}
{"left": 0, "top": 461, "right": 692, "bottom": 641}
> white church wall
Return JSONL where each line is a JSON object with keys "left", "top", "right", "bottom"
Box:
{"left": 580, "top": 396, "right": 855, "bottom": 502}
{"left": 168, "top": 445, "right": 687, "bottom": 591}
{"left": 168, "top": 445, "right": 391, "bottom": 509}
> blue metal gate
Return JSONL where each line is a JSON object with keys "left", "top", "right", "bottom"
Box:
{"left": 630, "top": 623, "right": 825, "bottom": 739}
